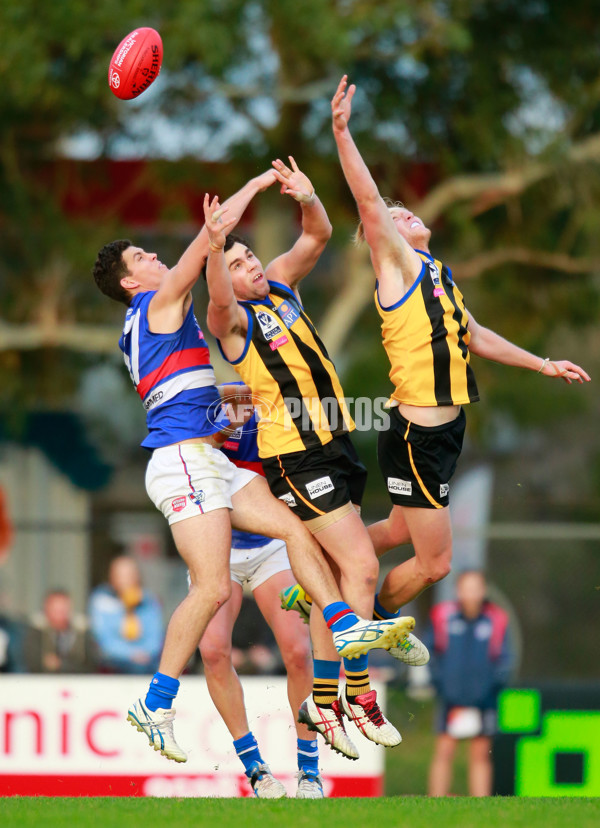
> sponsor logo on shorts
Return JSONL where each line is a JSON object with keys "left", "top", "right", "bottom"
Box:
{"left": 440, "top": 483, "right": 449, "bottom": 498}
{"left": 172, "top": 496, "right": 187, "bottom": 512}
{"left": 188, "top": 490, "right": 205, "bottom": 505}
{"left": 279, "top": 492, "right": 297, "bottom": 508}
{"left": 388, "top": 477, "right": 412, "bottom": 496}
{"left": 305, "top": 476, "right": 334, "bottom": 500}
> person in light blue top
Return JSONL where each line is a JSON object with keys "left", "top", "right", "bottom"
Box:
{"left": 88, "top": 556, "right": 163, "bottom": 675}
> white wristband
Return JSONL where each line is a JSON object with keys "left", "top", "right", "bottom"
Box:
{"left": 297, "top": 189, "right": 315, "bottom": 205}
{"left": 537, "top": 357, "right": 550, "bottom": 374}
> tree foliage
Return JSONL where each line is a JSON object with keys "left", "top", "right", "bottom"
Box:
{"left": 1, "top": 0, "right": 599, "bottom": 436}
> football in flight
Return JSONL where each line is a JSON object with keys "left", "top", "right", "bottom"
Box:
{"left": 108, "top": 27, "right": 163, "bottom": 100}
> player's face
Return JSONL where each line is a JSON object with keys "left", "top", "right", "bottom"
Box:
{"left": 122, "top": 245, "right": 168, "bottom": 290}
{"left": 390, "top": 207, "right": 431, "bottom": 248}
{"left": 224, "top": 242, "right": 268, "bottom": 300}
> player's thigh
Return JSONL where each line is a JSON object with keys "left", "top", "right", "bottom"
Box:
{"left": 230, "top": 475, "right": 306, "bottom": 540}
{"left": 401, "top": 504, "right": 453, "bottom": 563}
{"left": 200, "top": 581, "right": 244, "bottom": 657}
{"left": 171, "top": 508, "right": 232, "bottom": 585}
{"left": 313, "top": 507, "right": 377, "bottom": 574}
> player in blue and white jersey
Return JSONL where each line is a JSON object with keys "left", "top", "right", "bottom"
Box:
{"left": 198, "top": 409, "right": 323, "bottom": 798}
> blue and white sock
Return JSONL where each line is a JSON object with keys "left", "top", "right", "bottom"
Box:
{"left": 233, "top": 731, "right": 264, "bottom": 777}
{"left": 144, "top": 672, "right": 180, "bottom": 712}
{"left": 297, "top": 737, "right": 319, "bottom": 778}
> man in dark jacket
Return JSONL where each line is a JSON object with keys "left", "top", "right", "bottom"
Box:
{"left": 425, "top": 570, "right": 514, "bottom": 796}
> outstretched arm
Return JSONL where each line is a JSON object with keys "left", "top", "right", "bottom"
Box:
{"left": 331, "top": 75, "right": 420, "bottom": 288}
{"left": 266, "top": 156, "right": 332, "bottom": 290}
{"left": 152, "top": 170, "right": 277, "bottom": 312}
{"left": 468, "top": 312, "right": 591, "bottom": 384}
{"left": 203, "top": 194, "right": 248, "bottom": 360}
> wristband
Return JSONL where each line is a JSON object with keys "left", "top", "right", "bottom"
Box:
{"left": 209, "top": 241, "right": 224, "bottom": 253}
{"left": 537, "top": 357, "right": 550, "bottom": 373}
{"left": 298, "top": 189, "right": 316, "bottom": 205}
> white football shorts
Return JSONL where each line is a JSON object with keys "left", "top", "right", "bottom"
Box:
{"left": 146, "top": 441, "right": 257, "bottom": 525}
{"left": 230, "top": 538, "right": 291, "bottom": 591}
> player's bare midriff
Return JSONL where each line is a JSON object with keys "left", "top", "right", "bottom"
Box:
{"left": 167, "top": 435, "right": 223, "bottom": 450}
{"left": 398, "top": 403, "right": 461, "bottom": 427}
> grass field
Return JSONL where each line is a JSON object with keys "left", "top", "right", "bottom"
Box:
{"left": 3, "top": 796, "right": 600, "bottom": 828}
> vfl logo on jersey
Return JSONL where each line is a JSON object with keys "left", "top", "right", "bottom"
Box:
{"left": 256, "top": 310, "right": 289, "bottom": 350}
{"left": 188, "top": 490, "right": 205, "bottom": 506}
{"left": 306, "top": 476, "right": 334, "bottom": 500}
{"left": 440, "top": 483, "right": 449, "bottom": 498}
{"left": 388, "top": 477, "right": 412, "bottom": 496}
{"left": 256, "top": 311, "right": 284, "bottom": 341}
{"left": 279, "top": 492, "right": 297, "bottom": 508}
{"left": 276, "top": 301, "right": 300, "bottom": 329}
{"left": 222, "top": 427, "right": 243, "bottom": 451}
{"left": 428, "top": 262, "right": 445, "bottom": 298}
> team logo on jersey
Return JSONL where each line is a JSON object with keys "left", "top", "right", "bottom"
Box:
{"left": 388, "top": 477, "right": 412, "bottom": 496}
{"left": 428, "top": 262, "right": 445, "bottom": 298}
{"left": 440, "top": 483, "right": 449, "bottom": 498}
{"left": 188, "top": 490, "right": 205, "bottom": 506}
{"left": 276, "top": 301, "right": 300, "bottom": 329}
{"left": 279, "top": 492, "right": 297, "bottom": 508}
{"left": 172, "top": 496, "right": 187, "bottom": 512}
{"left": 305, "top": 476, "right": 334, "bottom": 500}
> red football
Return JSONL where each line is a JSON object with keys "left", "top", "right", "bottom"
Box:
{"left": 108, "top": 27, "right": 163, "bottom": 100}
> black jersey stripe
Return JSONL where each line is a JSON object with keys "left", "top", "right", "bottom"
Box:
{"left": 442, "top": 266, "right": 480, "bottom": 402}
{"left": 420, "top": 271, "right": 453, "bottom": 405}
{"left": 288, "top": 328, "right": 349, "bottom": 437}
{"left": 269, "top": 285, "right": 334, "bottom": 363}
{"left": 251, "top": 336, "right": 323, "bottom": 451}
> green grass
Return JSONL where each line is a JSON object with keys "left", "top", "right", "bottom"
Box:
{"left": 384, "top": 687, "right": 469, "bottom": 795}
{"left": 3, "top": 796, "right": 600, "bottom": 828}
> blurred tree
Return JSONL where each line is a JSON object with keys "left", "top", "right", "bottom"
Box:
{"left": 1, "top": 0, "right": 599, "bottom": 420}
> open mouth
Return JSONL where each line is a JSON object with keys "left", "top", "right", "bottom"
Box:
{"left": 410, "top": 220, "right": 421, "bottom": 229}
{"left": 253, "top": 273, "right": 263, "bottom": 283}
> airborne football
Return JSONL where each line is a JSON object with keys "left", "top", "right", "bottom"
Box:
{"left": 108, "top": 27, "right": 163, "bottom": 100}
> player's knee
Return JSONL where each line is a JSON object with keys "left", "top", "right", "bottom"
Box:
{"left": 419, "top": 556, "right": 451, "bottom": 586}
{"left": 200, "top": 640, "right": 232, "bottom": 671}
{"left": 280, "top": 639, "right": 311, "bottom": 675}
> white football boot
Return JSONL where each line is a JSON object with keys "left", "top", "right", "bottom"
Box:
{"left": 127, "top": 697, "right": 187, "bottom": 762}
{"left": 332, "top": 614, "right": 415, "bottom": 659}
{"left": 298, "top": 694, "right": 359, "bottom": 760}
{"left": 340, "top": 688, "right": 402, "bottom": 747}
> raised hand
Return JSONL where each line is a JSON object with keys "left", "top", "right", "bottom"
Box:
{"left": 331, "top": 74, "right": 356, "bottom": 133}
{"left": 541, "top": 359, "right": 591, "bottom": 385}
{"left": 203, "top": 193, "right": 237, "bottom": 251}
{"left": 271, "top": 156, "right": 315, "bottom": 204}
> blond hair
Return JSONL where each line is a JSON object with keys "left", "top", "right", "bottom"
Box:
{"left": 352, "top": 198, "right": 405, "bottom": 246}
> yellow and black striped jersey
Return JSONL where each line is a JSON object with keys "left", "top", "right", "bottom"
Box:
{"left": 219, "top": 281, "right": 354, "bottom": 458}
{"left": 375, "top": 251, "right": 479, "bottom": 407}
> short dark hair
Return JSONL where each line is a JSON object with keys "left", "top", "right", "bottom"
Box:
{"left": 201, "top": 233, "right": 252, "bottom": 281}
{"left": 92, "top": 239, "right": 133, "bottom": 305}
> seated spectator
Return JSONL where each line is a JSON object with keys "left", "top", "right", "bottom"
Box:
{"left": 24, "top": 589, "right": 92, "bottom": 673}
{"left": 88, "top": 555, "right": 163, "bottom": 674}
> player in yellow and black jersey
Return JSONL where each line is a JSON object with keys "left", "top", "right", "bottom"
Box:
{"left": 202, "top": 157, "right": 419, "bottom": 758}
{"left": 332, "top": 74, "right": 590, "bottom": 619}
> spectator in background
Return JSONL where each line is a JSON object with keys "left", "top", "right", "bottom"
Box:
{"left": 426, "top": 570, "right": 514, "bottom": 797}
{"left": 24, "top": 589, "right": 92, "bottom": 673}
{"left": 88, "top": 555, "right": 163, "bottom": 674}
{"left": 0, "top": 612, "right": 26, "bottom": 672}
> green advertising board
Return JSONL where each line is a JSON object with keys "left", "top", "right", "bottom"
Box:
{"left": 494, "top": 685, "right": 600, "bottom": 796}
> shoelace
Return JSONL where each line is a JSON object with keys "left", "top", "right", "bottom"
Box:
{"left": 360, "top": 698, "right": 386, "bottom": 727}
{"left": 331, "top": 699, "right": 350, "bottom": 732}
